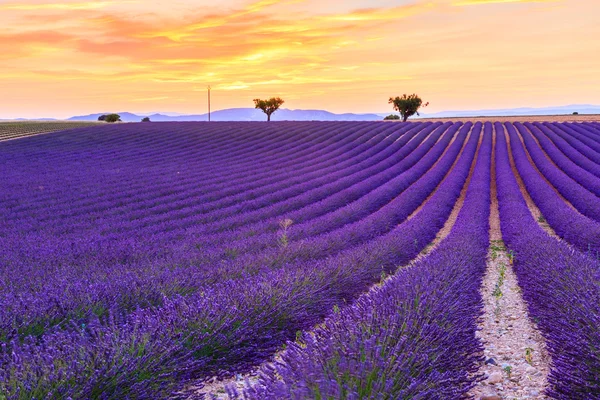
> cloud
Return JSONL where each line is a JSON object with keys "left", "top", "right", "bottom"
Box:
{"left": 1, "top": 0, "right": 598, "bottom": 118}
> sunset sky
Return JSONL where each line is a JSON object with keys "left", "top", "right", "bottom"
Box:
{"left": 1, "top": 0, "right": 599, "bottom": 119}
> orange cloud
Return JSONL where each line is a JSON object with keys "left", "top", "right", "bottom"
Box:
{"left": 0, "top": 0, "right": 598, "bottom": 119}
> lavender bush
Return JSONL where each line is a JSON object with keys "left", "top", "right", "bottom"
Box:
{"left": 1, "top": 121, "right": 600, "bottom": 399}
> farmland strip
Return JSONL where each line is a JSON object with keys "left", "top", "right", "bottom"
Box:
{"left": 239, "top": 120, "right": 491, "bottom": 400}
{"left": 0, "top": 123, "right": 480, "bottom": 398}
{"left": 539, "top": 123, "right": 600, "bottom": 174}
{"left": 506, "top": 123, "right": 600, "bottom": 255}
{"left": 520, "top": 122, "right": 600, "bottom": 196}
{"left": 496, "top": 122, "right": 600, "bottom": 398}
{"left": 515, "top": 123, "right": 600, "bottom": 221}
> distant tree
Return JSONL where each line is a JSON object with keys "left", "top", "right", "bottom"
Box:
{"left": 254, "top": 97, "right": 284, "bottom": 121}
{"left": 98, "top": 114, "right": 107, "bottom": 121}
{"left": 142, "top": 117, "right": 151, "bottom": 122}
{"left": 573, "top": 112, "right": 579, "bottom": 115}
{"left": 383, "top": 114, "right": 400, "bottom": 120}
{"left": 388, "top": 94, "right": 429, "bottom": 122}
{"left": 105, "top": 114, "right": 121, "bottom": 123}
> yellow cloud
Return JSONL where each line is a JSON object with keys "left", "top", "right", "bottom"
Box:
{"left": 0, "top": 0, "right": 597, "bottom": 119}
{"left": 323, "top": 3, "right": 435, "bottom": 22}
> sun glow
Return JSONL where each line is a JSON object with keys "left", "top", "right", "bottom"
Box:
{"left": 1, "top": 0, "right": 598, "bottom": 119}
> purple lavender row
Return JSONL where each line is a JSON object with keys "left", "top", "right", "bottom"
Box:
{"left": 506, "top": 123, "right": 600, "bottom": 255}
{"left": 515, "top": 123, "right": 600, "bottom": 222}
{"left": 0, "top": 123, "right": 429, "bottom": 279}
{"left": 101, "top": 123, "right": 441, "bottom": 237}
{"left": 563, "top": 123, "right": 600, "bottom": 153}
{"left": 178, "top": 122, "right": 462, "bottom": 258}
{"left": 0, "top": 123, "right": 434, "bottom": 332}
{"left": 95, "top": 123, "right": 424, "bottom": 236}
{"left": 495, "top": 122, "right": 600, "bottom": 398}
{"left": 136, "top": 122, "right": 446, "bottom": 236}
{"left": 1, "top": 122, "right": 362, "bottom": 220}
{"left": 543, "top": 123, "right": 600, "bottom": 170}
{"left": 0, "top": 122, "right": 276, "bottom": 206}
{"left": 0, "top": 121, "right": 424, "bottom": 307}
{"left": 521, "top": 122, "right": 600, "bottom": 197}
{"left": 1, "top": 123, "right": 418, "bottom": 240}
{"left": 107, "top": 123, "right": 446, "bottom": 264}
{"left": 576, "top": 122, "right": 600, "bottom": 143}
{"left": 584, "top": 122, "right": 600, "bottom": 133}
{"left": 534, "top": 122, "right": 600, "bottom": 177}
{"left": 561, "top": 123, "right": 600, "bottom": 153}
{"left": 240, "top": 121, "right": 491, "bottom": 400}
{"left": 522, "top": 123, "right": 600, "bottom": 197}
{"left": 0, "top": 124, "right": 457, "bottom": 336}
{"left": 2, "top": 122, "right": 401, "bottom": 233}
{"left": 93, "top": 123, "right": 405, "bottom": 221}
{"left": 5, "top": 122, "right": 381, "bottom": 222}
{"left": 0, "top": 122, "right": 480, "bottom": 399}
{"left": 173, "top": 123, "right": 467, "bottom": 267}
{"left": 0, "top": 122, "right": 287, "bottom": 218}
{"left": 550, "top": 123, "right": 600, "bottom": 157}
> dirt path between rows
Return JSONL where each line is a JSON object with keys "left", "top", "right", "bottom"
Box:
{"left": 469, "top": 129, "right": 551, "bottom": 400}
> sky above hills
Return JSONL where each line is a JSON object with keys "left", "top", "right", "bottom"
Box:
{"left": 2, "top": 0, "right": 599, "bottom": 119}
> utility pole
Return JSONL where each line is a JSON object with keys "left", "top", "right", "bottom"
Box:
{"left": 207, "top": 85, "right": 211, "bottom": 122}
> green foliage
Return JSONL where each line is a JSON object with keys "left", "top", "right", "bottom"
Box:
{"left": 98, "top": 115, "right": 107, "bottom": 121}
{"left": 253, "top": 97, "right": 285, "bottom": 121}
{"left": 492, "top": 262, "right": 507, "bottom": 299}
{"left": 388, "top": 94, "right": 428, "bottom": 122}
{"left": 573, "top": 111, "right": 579, "bottom": 115}
{"left": 141, "top": 117, "right": 151, "bottom": 122}
{"left": 525, "top": 347, "right": 534, "bottom": 364}
{"left": 383, "top": 114, "right": 400, "bottom": 120}
{"left": 104, "top": 114, "right": 121, "bottom": 123}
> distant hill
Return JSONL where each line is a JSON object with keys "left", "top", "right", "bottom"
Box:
{"left": 5, "top": 104, "right": 600, "bottom": 122}
{"left": 68, "top": 109, "right": 383, "bottom": 122}
{"left": 416, "top": 104, "right": 600, "bottom": 119}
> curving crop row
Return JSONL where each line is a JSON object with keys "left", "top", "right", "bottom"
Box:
{"left": 515, "top": 123, "right": 600, "bottom": 222}
{"left": 496, "top": 122, "right": 600, "bottom": 399}
{"left": 520, "top": 122, "right": 600, "bottom": 197}
{"left": 0, "top": 124, "right": 464, "bottom": 340}
{"left": 1, "top": 122, "right": 372, "bottom": 220}
{"left": 505, "top": 123, "right": 600, "bottom": 255}
{"left": 566, "top": 122, "right": 600, "bottom": 151}
{"left": 0, "top": 122, "right": 479, "bottom": 398}
{"left": 2, "top": 121, "right": 600, "bottom": 399}
{"left": 535, "top": 122, "right": 600, "bottom": 177}
{"left": 542, "top": 123, "right": 600, "bottom": 169}
{"left": 577, "top": 122, "right": 600, "bottom": 143}
{"left": 2, "top": 121, "right": 398, "bottom": 231}
{"left": 241, "top": 122, "right": 492, "bottom": 400}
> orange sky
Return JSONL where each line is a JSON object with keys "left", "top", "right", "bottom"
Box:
{"left": 1, "top": 0, "right": 599, "bottom": 118}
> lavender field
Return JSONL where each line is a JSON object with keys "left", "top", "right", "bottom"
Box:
{"left": 1, "top": 121, "right": 599, "bottom": 399}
